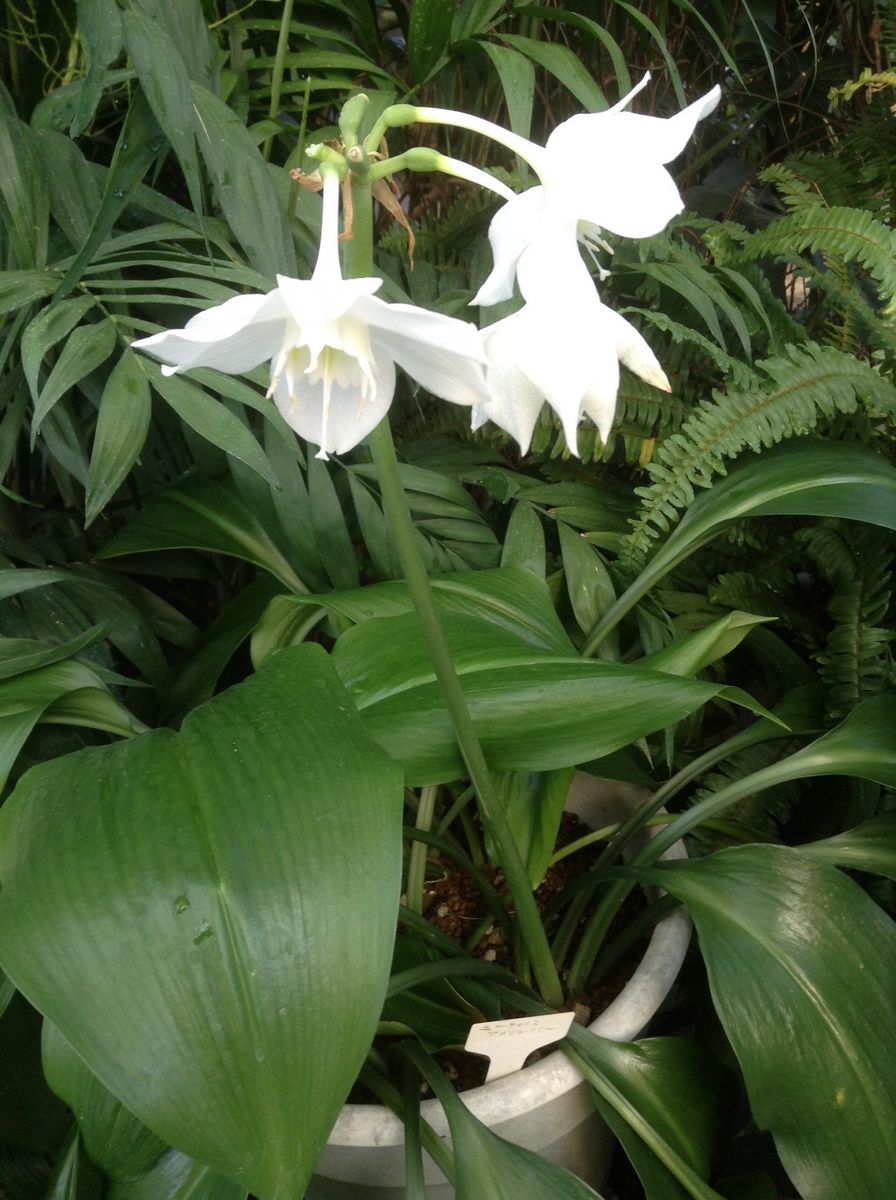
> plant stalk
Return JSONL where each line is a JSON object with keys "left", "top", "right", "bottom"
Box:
{"left": 342, "top": 163, "right": 564, "bottom": 1009}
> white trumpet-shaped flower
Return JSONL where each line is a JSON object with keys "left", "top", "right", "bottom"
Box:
{"left": 414, "top": 72, "right": 720, "bottom": 306}
{"left": 473, "top": 235, "right": 669, "bottom": 455}
{"left": 132, "top": 173, "right": 489, "bottom": 459}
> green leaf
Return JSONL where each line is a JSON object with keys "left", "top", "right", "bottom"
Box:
{"left": 408, "top": 0, "right": 455, "bottom": 82}
{"left": 478, "top": 42, "right": 535, "bottom": 145}
{"left": 42, "top": 1020, "right": 167, "bottom": 1181}
{"left": 500, "top": 34, "right": 606, "bottom": 111}
{"left": 566, "top": 1027, "right": 729, "bottom": 1200}
{"left": 587, "top": 441, "right": 896, "bottom": 654}
{"left": 106, "top": 1150, "right": 245, "bottom": 1200}
{"left": 307, "top": 453, "right": 358, "bottom": 590}
{"left": 0, "top": 627, "right": 109, "bottom": 682}
{"left": 404, "top": 1043, "right": 605, "bottom": 1198}
{"left": 86, "top": 350, "right": 152, "bottom": 526}
{"left": 799, "top": 813, "right": 896, "bottom": 880}
{"left": 500, "top": 501, "right": 544, "bottom": 576}
{"left": 0, "top": 111, "right": 49, "bottom": 269}
{"left": 98, "top": 480, "right": 307, "bottom": 593}
{"left": 335, "top": 612, "right": 767, "bottom": 784}
{"left": 656, "top": 846, "right": 896, "bottom": 1199}
{"left": 0, "top": 269, "right": 60, "bottom": 316}
{"left": 44, "top": 1129, "right": 102, "bottom": 1200}
{"left": 191, "top": 83, "right": 296, "bottom": 280}
{"left": 639, "top": 611, "right": 774, "bottom": 676}
{"left": 21, "top": 297, "right": 97, "bottom": 401}
{"left": 0, "top": 645, "right": 404, "bottom": 1200}
{"left": 150, "top": 371, "right": 278, "bottom": 487}
{"left": 71, "top": 0, "right": 123, "bottom": 136}
{"left": 32, "top": 321, "right": 117, "bottom": 440}
{"left": 123, "top": 6, "right": 203, "bottom": 215}
{"left": 559, "top": 522, "right": 616, "bottom": 639}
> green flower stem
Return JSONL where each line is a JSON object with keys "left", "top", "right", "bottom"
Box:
{"left": 368, "top": 148, "right": 515, "bottom": 201}
{"left": 406, "top": 784, "right": 438, "bottom": 915}
{"left": 263, "top": 0, "right": 295, "bottom": 162}
{"left": 342, "top": 166, "right": 564, "bottom": 1010}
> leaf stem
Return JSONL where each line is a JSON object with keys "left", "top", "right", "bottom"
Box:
{"left": 263, "top": 0, "right": 295, "bottom": 162}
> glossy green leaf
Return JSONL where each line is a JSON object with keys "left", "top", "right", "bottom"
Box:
{"left": 639, "top": 611, "right": 774, "bottom": 676}
{"left": 285, "top": 567, "right": 573, "bottom": 653}
{"left": 559, "top": 522, "right": 616, "bottom": 638}
{"left": 799, "top": 813, "right": 896, "bottom": 880}
{"left": 106, "top": 1150, "right": 245, "bottom": 1200}
{"left": 587, "top": 441, "right": 896, "bottom": 654}
{"left": 42, "top": 1020, "right": 167, "bottom": 1181}
{"left": 33, "top": 321, "right": 117, "bottom": 439}
{"left": 34, "top": 130, "right": 104, "bottom": 250}
{"left": 0, "top": 111, "right": 49, "bottom": 268}
{"left": 0, "top": 645, "right": 403, "bottom": 1199}
{"left": 191, "top": 83, "right": 296, "bottom": 280}
{"left": 0, "top": 269, "right": 60, "bottom": 316}
{"left": 656, "top": 846, "right": 896, "bottom": 1199}
{"left": 307, "top": 452, "right": 358, "bottom": 590}
{"left": 86, "top": 350, "right": 152, "bottom": 527}
{"left": 566, "top": 1027, "right": 728, "bottom": 1200}
{"left": 404, "top": 1043, "right": 605, "bottom": 1198}
{"left": 98, "top": 480, "right": 307, "bottom": 593}
{"left": 335, "top": 612, "right": 768, "bottom": 784}
{"left": 0, "top": 569, "right": 71, "bottom": 601}
{"left": 409, "top": 0, "right": 455, "bottom": 82}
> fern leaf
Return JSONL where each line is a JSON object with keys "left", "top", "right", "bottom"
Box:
{"left": 624, "top": 343, "right": 896, "bottom": 564}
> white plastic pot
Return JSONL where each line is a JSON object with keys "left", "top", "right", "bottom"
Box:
{"left": 307, "top": 773, "right": 691, "bottom": 1198}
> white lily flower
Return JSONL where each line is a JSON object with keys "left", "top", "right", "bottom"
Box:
{"left": 132, "top": 173, "right": 489, "bottom": 459}
{"left": 415, "top": 72, "right": 720, "bottom": 306}
{"left": 473, "top": 236, "right": 670, "bottom": 456}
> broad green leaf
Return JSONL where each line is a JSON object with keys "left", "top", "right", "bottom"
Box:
{"left": 150, "top": 371, "right": 279, "bottom": 487}
{"left": 86, "top": 350, "right": 152, "bottom": 526}
{"left": 0, "top": 269, "right": 60, "bottom": 316}
{"left": 123, "top": 7, "right": 203, "bottom": 215}
{"left": 404, "top": 1043, "right": 605, "bottom": 1198}
{"left": 0, "top": 645, "right": 404, "bottom": 1200}
{"left": 32, "top": 321, "right": 117, "bottom": 439}
{"left": 33, "top": 130, "right": 104, "bottom": 250}
{"left": 566, "top": 1027, "right": 729, "bottom": 1200}
{"left": 0, "top": 627, "right": 109, "bottom": 682}
{"left": 587, "top": 441, "right": 896, "bottom": 654}
{"left": 0, "top": 969, "right": 13, "bottom": 1019}
{"left": 285, "top": 567, "right": 574, "bottom": 652}
{"left": 106, "top": 1150, "right": 245, "bottom": 1200}
{"left": 500, "top": 500, "right": 545, "bottom": 576}
{"left": 71, "top": 0, "right": 123, "bottom": 136}
{"left": 98, "top": 480, "right": 307, "bottom": 593}
{"left": 497, "top": 767, "right": 575, "bottom": 887}
{"left": 191, "top": 83, "right": 296, "bottom": 280}
{"left": 639, "top": 611, "right": 774, "bottom": 676}
{"left": 409, "top": 0, "right": 455, "bottom": 83}
{"left": 656, "top": 846, "right": 896, "bottom": 1199}
{"left": 0, "top": 569, "right": 71, "bottom": 601}
{"left": 22, "top": 297, "right": 97, "bottom": 401}
{"left": 335, "top": 612, "right": 769, "bottom": 784}
{"left": 44, "top": 1129, "right": 101, "bottom": 1200}
{"left": 43, "top": 1020, "right": 167, "bottom": 1181}
{"left": 799, "top": 813, "right": 896, "bottom": 880}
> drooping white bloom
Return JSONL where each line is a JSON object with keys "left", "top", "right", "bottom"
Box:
{"left": 132, "top": 173, "right": 489, "bottom": 459}
{"left": 473, "top": 235, "right": 670, "bottom": 455}
{"left": 415, "top": 73, "right": 721, "bottom": 306}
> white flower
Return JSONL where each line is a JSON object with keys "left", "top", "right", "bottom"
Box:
{"left": 415, "top": 73, "right": 720, "bottom": 306}
{"left": 474, "top": 240, "right": 670, "bottom": 456}
{"left": 132, "top": 173, "right": 489, "bottom": 459}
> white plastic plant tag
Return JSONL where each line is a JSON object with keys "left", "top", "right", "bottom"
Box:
{"left": 464, "top": 1012, "right": 576, "bottom": 1082}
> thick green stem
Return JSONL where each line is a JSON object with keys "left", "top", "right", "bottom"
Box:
{"left": 407, "top": 784, "right": 438, "bottom": 915}
{"left": 341, "top": 168, "right": 563, "bottom": 1007}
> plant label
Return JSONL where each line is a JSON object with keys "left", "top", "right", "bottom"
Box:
{"left": 464, "top": 1012, "right": 576, "bottom": 1082}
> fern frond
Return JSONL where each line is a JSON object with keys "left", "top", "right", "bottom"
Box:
{"left": 624, "top": 344, "right": 896, "bottom": 564}
{"left": 737, "top": 205, "right": 896, "bottom": 313}
{"left": 796, "top": 524, "right": 896, "bottom": 716}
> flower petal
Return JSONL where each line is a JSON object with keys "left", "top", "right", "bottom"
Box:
{"left": 604, "top": 308, "right": 671, "bottom": 391}
{"left": 275, "top": 274, "right": 382, "bottom": 337}
{"left": 271, "top": 345, "right": 396, "bottom": 459}
{"left": 472, "top": 188, "right": 546, "bottom": 306}
{"left": 478, "top": 318, "right": 548, "bottom": 453}
{"left": 357, "top": 297, "right": 490, "bottom": 406}
{"left": 132, "top": 290, "right": 289, "bottom": 375}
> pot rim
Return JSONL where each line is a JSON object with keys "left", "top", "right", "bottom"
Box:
{"left": 327, "top": 776, "right": 690, "bottom": 1145}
